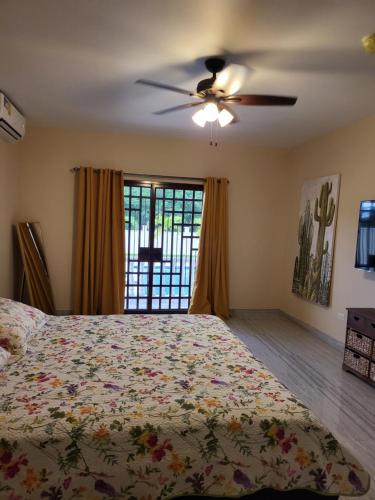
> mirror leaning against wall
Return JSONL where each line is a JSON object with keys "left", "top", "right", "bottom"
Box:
{"left": 15, "top": 222, "right": 56, "bottom": 315}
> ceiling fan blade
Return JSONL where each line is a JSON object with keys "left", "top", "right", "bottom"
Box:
{"left": 224, "top": 95, "right": 297, "bottom": 106}
{"left": 213, "top": 64, "right": 248, "bottom": 96}
{"left": 153, "top": 102, "right": 202, "bottom": 115}
{"left": 135, "top": 79, "right": 196, "bottom": 97}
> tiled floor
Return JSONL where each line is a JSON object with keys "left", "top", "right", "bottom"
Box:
{"left": 227, "top": 312, "right": 375, "bottom": 500}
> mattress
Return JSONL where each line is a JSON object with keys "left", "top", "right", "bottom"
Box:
{"left": 0, "top": 313, "right": 370, "bottom": 498}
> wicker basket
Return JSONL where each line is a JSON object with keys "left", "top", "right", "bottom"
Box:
{"left": 346, "top": 329, "right": 373, "bottom": 356}
{"left": 344, "top": 349, "right": 370, "bottom": 377}
{"left": 370, "top": 363, "right": 375, "bottom": 382}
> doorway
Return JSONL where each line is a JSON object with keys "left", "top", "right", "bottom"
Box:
{"left": 124, "top": 181, "right": 203, "bottom": 312}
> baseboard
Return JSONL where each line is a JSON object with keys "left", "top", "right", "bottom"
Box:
{"left": 231, "top": 308, "right": 283, "bottom": 319}
{"left": 280, "top": 310, "right": 344, "bottom": 351}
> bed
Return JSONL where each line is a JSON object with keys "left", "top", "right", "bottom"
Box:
{"left": 0, "top": 304, "right": 370, "bottom": 499}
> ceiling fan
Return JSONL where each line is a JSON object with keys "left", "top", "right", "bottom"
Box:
{"left": 135, "top": 57, "right": 297, "bottom": 129}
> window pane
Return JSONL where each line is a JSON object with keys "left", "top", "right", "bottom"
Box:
{"left": 162, "top": 262, "right": 171, "bottom": 274}
{"left": 139, "top": 274, "right": 148, "bottom": 285}
{"left": 174, "top": 200, "right": 183, "bottom": 211}
{"left": 129, "top": 262, "right": 139, "bottom": 272}
{"left": 184, "top": 213, "right": 193, "bottom": 224}
{"left": 165, "top": 199, "right": 173, "bottom": 211}
{"left": 153, "top": 262, "right": 161, "bottom": 273}
{"left": 131, "top": 197, "right": 140, "bottom": 209}
{"left": 180, "top": 299, "right": 189, "bottom": 309}
{"left": 194, "top": 200, "right": 202, "bottom": 213}
{"left": 139, "top": 262, "right": 149, "bottom": 272}
{"left": 162, "top": 275, "right": 170, "bottom": 285}
{"left": 139, "top": 299, "right": 147, "bottom": 309}
{"left": 185, "top": 201, "right": 193, "bottom": 211}
{"left": 161, "top": 299, "right": 169, "bottom": 309}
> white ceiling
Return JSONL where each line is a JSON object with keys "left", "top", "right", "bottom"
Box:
{"left": 0, "top": 0, "right": 374, "bottom": 147}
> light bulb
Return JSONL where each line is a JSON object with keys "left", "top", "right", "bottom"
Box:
{"left": 203, "top": 102, "right": 219, "bottom": 122}
{"left": 192, "top": 109, "right": 206, "bottom": 127}
{"left": 218, "top": 108, "right": 234, "bottom": 127}
{"left": 213, "top": 64, "right": 247, "bottom": 96}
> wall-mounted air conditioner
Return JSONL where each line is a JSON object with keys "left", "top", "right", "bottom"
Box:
{"left": 0, "top": 92, "right": 26, "bottom": 142}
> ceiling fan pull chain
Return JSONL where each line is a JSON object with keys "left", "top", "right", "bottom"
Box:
{"left": 209, "top": 121, "right": 213, "bottom": 146}
{"left": 215, "top": 119, "right": 219, "bottom": 147}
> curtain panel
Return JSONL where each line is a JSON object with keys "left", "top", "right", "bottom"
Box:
{"left": 189, "top": 177, "right": 230, "bottom": 319}
{"left": 72, "top": 167, "right": 125, "bottom": 315}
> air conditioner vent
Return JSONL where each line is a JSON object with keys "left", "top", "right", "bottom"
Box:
{"left": 0, "top": 93, "right": 25, "bottom": 142}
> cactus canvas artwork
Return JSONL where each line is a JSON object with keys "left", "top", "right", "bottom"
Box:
{"left": 292, "top": 174, "right": 340, "bottom": 306}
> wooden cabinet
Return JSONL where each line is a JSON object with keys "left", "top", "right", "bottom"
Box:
{"left": 343, "top": 308, "right": 375, "bottom": 386}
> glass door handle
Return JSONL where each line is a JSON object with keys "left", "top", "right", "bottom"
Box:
{"left": 151, "top": 248, "right": 162, "bottom": 262}
{"left": 138, "top": 247, "right": 150, "bottom": 262}
{"left": 139, "top": 247, "right": 162, "bottom": 262}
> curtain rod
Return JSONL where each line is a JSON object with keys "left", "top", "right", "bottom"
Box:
{"left": 70, "top": 167, "right": 207, "bottom": 183}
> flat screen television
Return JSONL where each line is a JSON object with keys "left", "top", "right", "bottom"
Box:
{"left": 355, "top": 200, "right": 375, "bottom": 271}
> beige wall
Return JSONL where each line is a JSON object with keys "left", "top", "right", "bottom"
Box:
{"left": 281, "top": 116, "right": 375, "bottom": 343}
{"left": 17, "top": 126, "right": 289, "bottom": 311}
{"left": 11, "top": 116, "right": 375, "bottom": 338}
{"left": 0, "top": 138, "right": 19, "bottom": 298}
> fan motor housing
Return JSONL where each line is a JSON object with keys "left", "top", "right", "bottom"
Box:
{"left": 205, "top": 57, "right": 225, "bottom": 74}
{"left": 197, "top": 57, "right": 226, "bottom": 94}
{"left": 196, "top": 77, "right": 215, "bottom": 94}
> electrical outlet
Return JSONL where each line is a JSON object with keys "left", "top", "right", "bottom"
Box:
{"left": 337, "top": 312, "right": 345, "bottom": 321}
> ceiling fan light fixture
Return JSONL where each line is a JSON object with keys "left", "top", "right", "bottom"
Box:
{"left": 218, "top": 108, "right": 234, "bottom": 127}
{"left": 203, "top": 102, "right": 219, "bottom": 122}
{"left": 192, "top": 109, "right": 206, "bottom": 127}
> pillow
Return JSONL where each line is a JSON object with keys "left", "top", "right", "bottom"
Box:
{"left": 0, "top": 346, "right": 11, "bottom": 369}
{"left": 0, "top": 297, "right": 46, "bottom": 355}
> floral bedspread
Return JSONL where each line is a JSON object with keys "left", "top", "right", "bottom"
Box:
{"left": 0, "top": 314, "right": 370, "bottom": 499}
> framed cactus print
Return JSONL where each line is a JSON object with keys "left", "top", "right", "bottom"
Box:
{"left": 292, "top": 174, "right": 340, "bottom": 306}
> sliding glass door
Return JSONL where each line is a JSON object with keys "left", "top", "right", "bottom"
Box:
{"left": 124, "top": 181, "right": 203, "bottom": 313}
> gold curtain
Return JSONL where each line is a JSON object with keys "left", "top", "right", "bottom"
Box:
{"left": 72, "top": 167, "right": 125, "bottom": 315}
{"left": 189, "top": 177, "right": 230, "bottom": 319}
